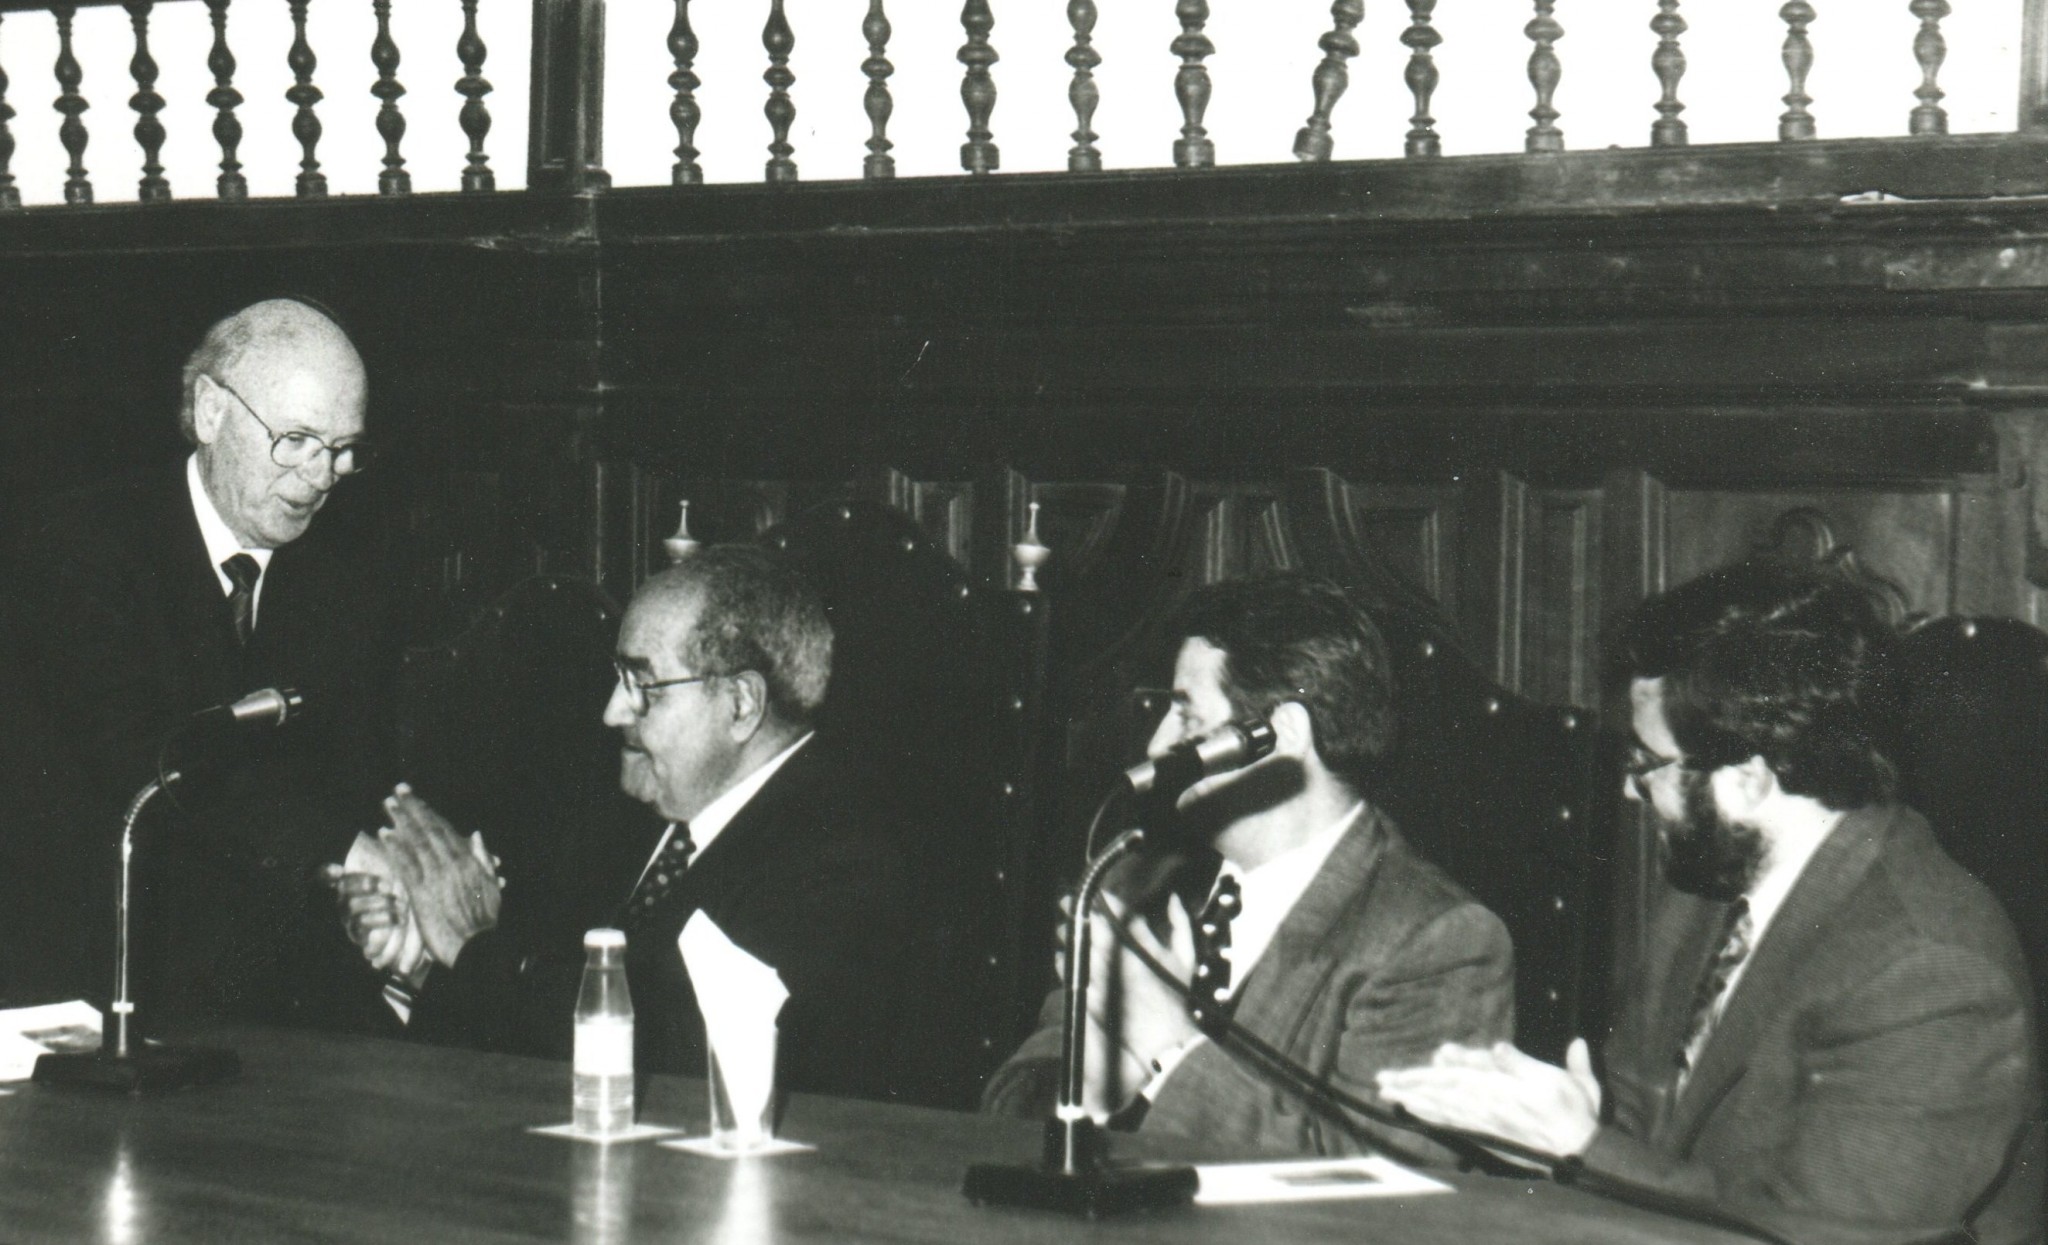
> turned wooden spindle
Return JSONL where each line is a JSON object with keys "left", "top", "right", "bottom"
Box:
{"left": 1650, "top": 0, "right": 1687, "bottom": 147}
{"left": 1909, "top": 0, "right": 1950, "bottom": 136}
{"left": 456, "top": 0, "right": 493, "bottom": 192}
{"left": 1294, "top": 1, "right": 1362, "bottom": 163}
{"left": 763, "top": 0, "right": 797, "bottom": 183}
{"left": 370, "top": 0, "right": 409, "bottom": 194}
{"left": 1171, "top": 0, "right": 1214, "bottom": 169}
{"left": 958, "top": 0, "right": 999, "bottom": 174}
{"left": 1402, "top": 0, "right": 1442, "bottom": 158}
{"left": 1065, "top": 0, "right": 1101, "bottom": 173}
{"left": 204, "top": 0, "right": 246, "bottom": 200}
{"left": 53, "top": 4, "right": 91, "bottom": 205}
{"left": 669, "top": 0, "right": 701, "bottom": 185}
{"left": 286, "top": 0, "right": 326, "bottom": 197}
{"left": 1525, "top": 0, "right": 1565, "bottom": 153}
{"left": 125, "top": 2, "right": 169, "bottom": 202}
{"left": 1779, "top": 2, "right": 1816, "bottom": 141}
{"left": 0, "top": 14, "right": 18, "bottom": 211}
{"left": 862, "top": 0, "right": 894, "bottom": 180}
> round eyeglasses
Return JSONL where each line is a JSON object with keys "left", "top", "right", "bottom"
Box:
{"left": 208, "top": 373, "right": 373, "bottom": 477}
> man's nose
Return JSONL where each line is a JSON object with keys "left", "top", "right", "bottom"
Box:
{"left": 601, "top": 681, "right": 635, "bottom": 729}
{"left": 1145, "top": 714, "right": 1180, "bottom": 760}
{"left": 297, "top": 451, "right": 340, "bottom": 491}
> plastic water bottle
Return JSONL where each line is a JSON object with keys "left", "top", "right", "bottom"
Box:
{"left": 573, "top": 928, "right": 634, "bottom": 1135}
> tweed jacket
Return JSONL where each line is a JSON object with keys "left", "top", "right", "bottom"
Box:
{"left": 1587, "top": 803, "right": 2042, "bottom": 1245}
{"left": 983, "top": 807, "right": 1515, "bottom": 1158}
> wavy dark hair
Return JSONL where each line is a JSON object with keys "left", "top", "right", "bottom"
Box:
{"left": 638, "top": 545, "right": 833, "bottom": 727}
{"left": 1615, "top": 561, "right": 1902, "bottom": 811}
{"left": 1171, "top": 573, "right": 1394, "bottom": 790}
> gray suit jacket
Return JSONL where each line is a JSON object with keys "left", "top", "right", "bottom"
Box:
{"left": 983, "top": 808, "right": 1515, "bottom": 1158}
{"left": 1587, "top": 803, "right": 2042, "bottom": 1245}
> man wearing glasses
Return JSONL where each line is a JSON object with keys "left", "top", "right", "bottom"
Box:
{"left": 335, "top": 546, "right": 912, "bottom": 1101}
{"left": 5, "top": 297, "right": 396, "bottom": 1030}
{"left": 1378, "top": 563, "right": 2040, "bottom": 1245}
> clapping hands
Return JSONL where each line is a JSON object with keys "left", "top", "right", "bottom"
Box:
{"left": 325, "top": 784, "right": 504, "bottom": 978}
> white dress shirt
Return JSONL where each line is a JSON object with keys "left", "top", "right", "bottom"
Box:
{"left": 186, "top": 453, "right": 273, "bottom": 624}
{"left": 1141, "top": 802, "right": 1368, "bottom": 1098}
{"left": 631, "top": 731, "right": 815, "bottom": 895}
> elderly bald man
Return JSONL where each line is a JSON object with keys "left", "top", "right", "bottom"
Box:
{"left": 5, "top": 299, "right": 398, "bottom": 1031}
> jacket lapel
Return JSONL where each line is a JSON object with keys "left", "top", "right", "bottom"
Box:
{"left": 1660, "top": 804, "right": 1894, "bottom": 1148}
{"left": 156, "top": 473, "right": 248, "bottom": 689}
{"left": 1226, "top": 809, "right": 1388, "bottom": 1034}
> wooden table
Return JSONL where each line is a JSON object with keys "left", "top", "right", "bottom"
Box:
{"left": 0, "top": 1027, "right": 1748, "bottom": 1244}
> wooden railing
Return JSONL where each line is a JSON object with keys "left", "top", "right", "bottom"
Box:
{"left": 1, "top": 0, "right": 2046, "bottom": 207}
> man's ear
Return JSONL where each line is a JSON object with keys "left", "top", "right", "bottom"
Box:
{"left": 1716, "top": 755, "right": 1778, "bottom": 817}
{"left": 723, "top": 670, "right": 770, "bottom": 742}
{"left": 1268, "top": 701, "right": 1315, "bottom": 759}
{"left": 191, "top": 376, "right": 225, "bottom": 446}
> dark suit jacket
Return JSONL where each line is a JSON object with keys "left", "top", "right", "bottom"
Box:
{"left": 4, "top": 464, "right": 396, "bottom": 1027}
{"left": 407, "top": 735, "right": 913, "bottom": 1102}
{"left": 982, "top": 808, "right": 1516, "bottom": 1158}
{"left": 1588, "top": 803, "right": 2043, "bottom": 1245}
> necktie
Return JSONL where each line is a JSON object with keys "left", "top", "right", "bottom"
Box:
{"left": 1188, "top": 873, "right": 1241, "bottom": 1034}
{"left": 223, "top": 553, "right": 261, "bottom": 646}
{"left": 620, "top": 824, "right": 695, "bottom": 934}
{"left": 1674, "top": 897, "right": 1753, "bottom": 1095}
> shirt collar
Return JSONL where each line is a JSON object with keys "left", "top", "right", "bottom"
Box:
{"left": 1212, "top": 800, "right": 1367, "bottom": 996}
{"left": 637, "top": 732, "right": 816, "bottom": 887}
{"left": 1741, "top": 815, "right": 1840, "bottom": 950}
{"left": 187, "top": 453, "right": 274, "bottom": 595}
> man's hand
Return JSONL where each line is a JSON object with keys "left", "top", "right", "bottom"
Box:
{"left": 1375, "top": 1038, "right": 1603, "bottom": 1159}
{"left": 1089, "top": 890, "right": 1201, "bottom": 1073}
{"left": 380, "top": 785, "right": 500, "bottom": 968}
{"left": 323, "top": 867, "right": 409, "bottom": 970}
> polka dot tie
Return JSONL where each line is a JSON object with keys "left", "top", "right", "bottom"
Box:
{"left": 621, "top": 824, "right": 695, "bottom": 934}
{"left": 1188, "top": 874, "right": 1241, "bottom": 1034}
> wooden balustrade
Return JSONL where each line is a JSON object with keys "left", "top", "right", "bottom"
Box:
{"left": 0, "top": 0, "right": 2040, "bottom": 204}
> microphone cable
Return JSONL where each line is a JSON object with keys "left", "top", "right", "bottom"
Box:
{"left": 1091, "top": 888, "right": 1804, "bottom": 1245}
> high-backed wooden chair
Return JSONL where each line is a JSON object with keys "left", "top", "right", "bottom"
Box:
{"left": 1361, "top": 608, "right": 1609, "bottom": 1064}
{"left": 1896, "top": 614, "right": 2048, "bottom": 1043}
{"left": 760, "top": 500, "right": 1044, "bottom": 1109}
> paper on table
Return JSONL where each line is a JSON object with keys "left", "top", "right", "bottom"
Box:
{"left": 678, "top": 910, "right": 788, "bottom": 1145}
{"left": 0, "top": 1000, "right": 103, "bottom": 1082}
{"left": 1193, "top": 1155, "right": 1452, "bottom": 1205}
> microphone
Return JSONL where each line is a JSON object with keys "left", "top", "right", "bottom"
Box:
{"left": 1121, "top": 719, "right": 1277, "bottom": 803}
{"left": 192, "top": 686, "right": 305, "bottom": 730}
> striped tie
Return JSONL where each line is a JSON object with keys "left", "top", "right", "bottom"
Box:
{"left": 222, "top": 553, "right": 261, "bottom": 645}
{"left": 1674, "top": 897, "right": 1752, "bottom": 1095}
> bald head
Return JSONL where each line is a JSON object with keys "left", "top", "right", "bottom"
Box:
{"left": 180, "top": 300, "right": 364, "bottom": 443}
{"left": 184, "top": 299, "right": 368, "bottom": 549}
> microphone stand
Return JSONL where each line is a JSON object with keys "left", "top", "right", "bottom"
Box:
{"left": 963, "top": 818, "right": 1198, "bottom": 1217}
{"left": 33, "top": 769, "right": 241, "bottom": 1093}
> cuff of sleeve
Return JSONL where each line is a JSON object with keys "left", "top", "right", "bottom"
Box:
{"left": 1138, "top": 1033, "right": 1208, "bottom": 1102}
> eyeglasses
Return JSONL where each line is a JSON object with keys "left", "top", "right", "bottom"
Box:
{"left": 208, "top": 374, "right": 372, "bottom": 477}
{"left": 612, "top": 661, "right": 719, "bottom": 716}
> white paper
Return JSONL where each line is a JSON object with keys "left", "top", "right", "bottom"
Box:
{"left": 677, "top": 910, "right": 788, "bottom": 1146}
{"left": 0, "top": 1000, "right": 103, "bottom": 1081}
{"left": 1193, "top": 1155, "right": 1453, "bottom": 1205}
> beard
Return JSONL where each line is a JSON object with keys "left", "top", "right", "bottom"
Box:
{"left": 1659, "top": 768, "right": 1767, "bottom": 901}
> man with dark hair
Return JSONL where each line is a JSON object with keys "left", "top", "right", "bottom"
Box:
{"left": 1380, "top": 562, "right": 2041, "bottom": 1245}
{"left": 983, "top": 572, "right": 1514, "bottom": 1157}
{"left": 333, "top": 546, "right": 911, "bottom": 1099}
{"left": 5, "top": 299, "right": 394, "bottom": 1028}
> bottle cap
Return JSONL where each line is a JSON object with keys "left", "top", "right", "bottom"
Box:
{"left": 584, "top": 928, "right": 626, "bottom": 950}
